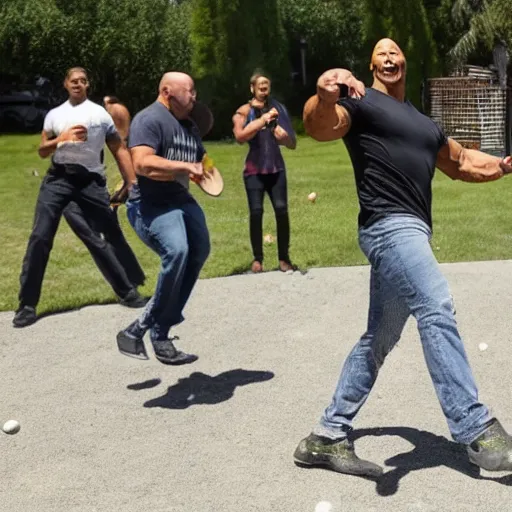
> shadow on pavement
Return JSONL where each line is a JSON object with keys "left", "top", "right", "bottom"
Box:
{"left": 19, "top": 294, "right": 152, "bottom": 325}
{"left": 127, "top": 378, "right": 162, "bottom": 390}
{"left": 352, "top": 427, "right": 512, "bottom": 496}
{"left": 136, "top": 369, "right": 275, "bottom": 409}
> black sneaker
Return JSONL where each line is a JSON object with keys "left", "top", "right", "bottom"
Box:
{"left": 467, "top": 419, "right": 512, "bottom": 472}
{"left": 116, "top": 320, "right": 149, "bottom": 360}
{"left": 294, "top": 433, "right": 384, "bottom": 477}
{"left": 151, "top": 337, "right": 198, "bottom": 365}
{"left": 13, "top": 306, "right": 37, "bottom": 328}
{"left": 119, "top": 289, "right": 149, "bottom": 308}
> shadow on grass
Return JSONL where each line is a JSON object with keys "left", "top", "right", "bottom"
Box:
{"left": 128, "top": 369, "right": 274, "bottom": 409}
{"left": 32, "top": 295, "right": 151, "bottom": 322}
{"left": 351, "top": 427, "right": 512, "bottom": 496}
{"left": 218, "top": 262, "right": 309, "bottom": 276}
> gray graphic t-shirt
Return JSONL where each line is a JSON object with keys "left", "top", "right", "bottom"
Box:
{"left": 128, "top": 101, "right": 205, "bottom": 204}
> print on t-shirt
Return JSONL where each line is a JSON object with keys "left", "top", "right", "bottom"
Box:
{"left": 165, "top": 131, "right": 200, "bottom": 163}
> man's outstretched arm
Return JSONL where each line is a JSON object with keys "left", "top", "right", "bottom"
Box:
{"left": 303, "top": 97, "right": 351, "bottom": 142}
{"left": 436, "top": 138, "right": 512, "bottom": 182}
{"left": 303, "top": 68, "right": 365, "bottom": 142}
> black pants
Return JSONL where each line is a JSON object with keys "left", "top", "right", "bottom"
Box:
{"left": 243, "top": 172, "right": 290, "bottom": 263}
{"left": 18, "top": 170, "right": 144, "bottom": 308}
{"left": 63, "top": 201, "right": 145, "bottom": 294}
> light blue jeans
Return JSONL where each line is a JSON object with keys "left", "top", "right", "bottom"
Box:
{"left": 126, "top": 193, "right": 210, "bottom": 342}
{"left": 316, "top": 214, "right": 490, "bottom": 445}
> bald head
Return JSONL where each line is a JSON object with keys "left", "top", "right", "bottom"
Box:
{"left": 370, "top": 38, "right": 405, "bottom": 71}
{"left": 368, "top": 37, "right": 406, "bottom": 98}
{"left": 158, "top": 71, "right": 197, "bottom": 119}
{"left": 159, "top": 72, "right": 194, "bottom": 94}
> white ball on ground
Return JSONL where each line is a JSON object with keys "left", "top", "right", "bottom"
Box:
{"left": 308, "top": 192, "right": 317, "bottom": 203}
{"left": 478, "top": 343, "right": 488, "bottom": 352}
{"left": 314, "top": 501, "right": 333, "bottom": 512}
{"left": 2, "top": 420, "right": 21, "bottom": 435}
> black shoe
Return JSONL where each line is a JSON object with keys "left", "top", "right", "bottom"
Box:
{"left": 13, "top": 306, "right": 37, "bottom": 328}
{"left": 119, "top": 289, "right": 149, "bottom": 308}
{"left": 151, "top": 337, "right": 198, "bottom": 365}
{"left": 467, "top": 419, "right": 512, "bottom": 472}
{"left": 294, "top": 433, "right": 383, "bottom": 478}
{"left": 116, "top": 321, "right": 149, "bottom": 360}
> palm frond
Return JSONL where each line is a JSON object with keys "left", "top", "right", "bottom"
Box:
{"left": 449, "top": 0, "right": 510, "bottom": 66}
{"left": 449, "top": 27, "right": 478, "bottom": 65}
{"left": 451, "top": 0, "right": 485, "bottom": 24}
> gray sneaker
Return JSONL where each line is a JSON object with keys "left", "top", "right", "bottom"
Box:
{"left": 294, "top": 433, "right": 383, "bottom": 477}
{"left": 467, "top": 419, "right": 512, "bottom": 472}
{"left": 116, "top": 320, "right": 148, "bottom": 360}
{"left": 151, "top": 337, "right": 198, "bottom": 365}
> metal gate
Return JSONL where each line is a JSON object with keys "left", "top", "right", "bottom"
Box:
{"left": 426, "top": 67, "right": 511, "bottom": 157}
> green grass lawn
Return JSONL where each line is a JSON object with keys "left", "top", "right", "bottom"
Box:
{"left": 1, "top": 133, "right": 512, "bottom": 315}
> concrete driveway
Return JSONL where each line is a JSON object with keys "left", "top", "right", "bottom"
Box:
{"left": 1, "top": 261, "right": 512, "bottom": 511}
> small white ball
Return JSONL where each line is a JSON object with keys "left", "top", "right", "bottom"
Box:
{"left": 2, "top": 420, "right": 21, "bottom": 435}
{"left": 308, "top": 192, "right": 317, "bottom": 202}
{"left": 478, "top": 343, "right": 488, "bottom": 352}
{"left": 315, "top": 501, "right": 333, "bottom": 512}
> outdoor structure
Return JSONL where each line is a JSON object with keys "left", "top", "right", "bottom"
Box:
{"left": 426, "top": 66, "right": 511, "bottom": 157}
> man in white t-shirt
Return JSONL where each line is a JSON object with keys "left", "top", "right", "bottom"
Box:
{"left": 13, "top": 67, "right": 141, "bottom": 328}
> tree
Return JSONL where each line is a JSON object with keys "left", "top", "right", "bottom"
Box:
{"left": 279, "top": 0, "right": 364, "bottom": 113}
{"left": 0, "top": 0, "right": 193, "bottom": 112}
{"left": 190, "top": 0, "right": 289, "bottom": 137}
{"left": 360, "top": 0, "right": 440, "bottom": 108}
{"left": 449, "top": 0, "right": 512, "bottom": 73}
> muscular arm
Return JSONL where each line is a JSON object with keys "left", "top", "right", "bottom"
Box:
{"left": 436, "top": 138, "right": 512, "bottom": 182}
{"left": 302, "top": 95, "right": 351, "bottom": 142}
{"left": 110, "top": 105, "right": 131, "bottom": 142}
{"left": 232, "top": 104, "right": 272, "bottom": 143}
{"left": 106, "top": 133, "right": 137, "bottom": 185}
{"left": 302, "top": 67, "right": 365, "bottom": 142}
{"left": 130, "top": 145, "right": 194, "bottom": 182}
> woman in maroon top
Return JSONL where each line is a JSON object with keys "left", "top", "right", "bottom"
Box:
{"left": 232, "top": 74, "right": 297, "bottom": 273}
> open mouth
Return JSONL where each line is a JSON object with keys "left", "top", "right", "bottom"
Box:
{"left": 381, "top": 64, "right": 399, "bottom": 76}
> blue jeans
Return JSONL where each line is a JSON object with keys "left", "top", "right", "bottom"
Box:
{"left": 126, "top": 193, "right": 210, "bottom": 342}
{"left": 316, "top": 214, "right": 490, "bottom": 445}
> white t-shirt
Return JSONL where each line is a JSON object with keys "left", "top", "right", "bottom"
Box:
{"left": 44, "top": 99, "right": 117, "bottom": 176}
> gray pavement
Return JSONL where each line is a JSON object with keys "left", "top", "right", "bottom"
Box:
{"left": 1, "top": 260, "right": 512, "bottom": 512}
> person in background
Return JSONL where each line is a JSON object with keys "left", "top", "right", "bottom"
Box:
{"left": 61, "top": 91, "right": 146, "bottom": 310}
{"left": 232, "top": 73, "right": 297, "bottom": 273}
{"left": 103, "top": 96, "right": 131, "bottom": 143}
{"left": 13, "top": 67, "right": 144, "bottom": 328}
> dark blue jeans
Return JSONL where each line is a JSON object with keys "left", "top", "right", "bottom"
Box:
{"left": 126, "top": 193, "right": 210, "bottom": 341}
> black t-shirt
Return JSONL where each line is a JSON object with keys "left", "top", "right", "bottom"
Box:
{"left": 128, "top": 101, "right": 205, "bottom": 205}
{"left": 340, "top": 88, "right": 448, "bottom": 229}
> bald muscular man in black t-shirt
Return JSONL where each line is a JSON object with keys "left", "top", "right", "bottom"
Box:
{"left": 294, "top": 38, "right": 512, "bottom": 477}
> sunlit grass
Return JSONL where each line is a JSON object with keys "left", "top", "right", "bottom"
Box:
{"left": 1, "top": 134, "right": 512, "bottom": 314}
